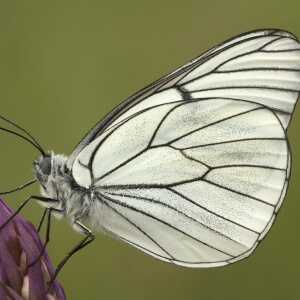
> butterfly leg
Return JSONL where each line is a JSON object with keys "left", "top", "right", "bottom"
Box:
{"left": 27, "top": 206, "right": 64, "bottom": 268}
{"left": 0, "top": 195, "right": 59, "bottom": 229}
{"left": 50, "top": 221, "right": 95, "bottom": 283}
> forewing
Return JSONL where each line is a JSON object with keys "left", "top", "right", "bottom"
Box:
{"left": 67, "top": 29, "right": 300, "bottom": 170}
{"left": 70, "top": 29, "right": 300, "bottom": 266}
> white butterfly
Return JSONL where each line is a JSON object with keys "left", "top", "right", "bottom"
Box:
{"left": 4, "top": 29, "right": 300, "bottom": 273}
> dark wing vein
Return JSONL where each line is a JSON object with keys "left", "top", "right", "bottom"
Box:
{"left": 99, "top": 192, "right": 236, "bottom": 257}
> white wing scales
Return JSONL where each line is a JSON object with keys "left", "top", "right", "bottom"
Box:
{"left": 183, "top": 139, "right": 287, "bottom": 168}
{"left": 70, "top": 29, "right": 300, "bottom": 267}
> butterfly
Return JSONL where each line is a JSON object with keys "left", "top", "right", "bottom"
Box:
{"left": 1, "top": 29, "right": 300, "bottom": 276}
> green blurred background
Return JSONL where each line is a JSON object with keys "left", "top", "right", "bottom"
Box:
{"left": 0, "top": 1, "right": 299, "bottom": 299}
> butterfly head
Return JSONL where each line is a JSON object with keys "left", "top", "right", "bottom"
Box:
{"left": 33, "top": 153, "right": 52, "bottom": 187}
{"left": 32, "top": 152, "right": 69, "bottom": 200}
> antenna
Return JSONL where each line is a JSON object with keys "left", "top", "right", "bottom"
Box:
{"left": 0, "top": 115, "right": 45, "bottom": 156}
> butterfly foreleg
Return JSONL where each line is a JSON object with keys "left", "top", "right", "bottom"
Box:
{"left": 0, "top": 195, "right": 59, "bottom": 229}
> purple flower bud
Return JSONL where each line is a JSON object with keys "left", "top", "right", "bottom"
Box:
{"left": 0, "top": 198, "right": 66, "bottom": 300}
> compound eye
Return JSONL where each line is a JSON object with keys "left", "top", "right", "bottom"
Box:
{"left": 40, "top": 156, "right": 51, "bottom": 175}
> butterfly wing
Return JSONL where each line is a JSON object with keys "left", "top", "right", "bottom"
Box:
{"left": 67, "top": 28, "right": 300, "bottom": 170}
{"left": 69, "top": 29, "right": 300, "bottom": 267}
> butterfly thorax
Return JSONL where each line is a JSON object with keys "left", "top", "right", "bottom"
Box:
{"left": 32, "top": 152, "right": 93, "bottom": 231}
